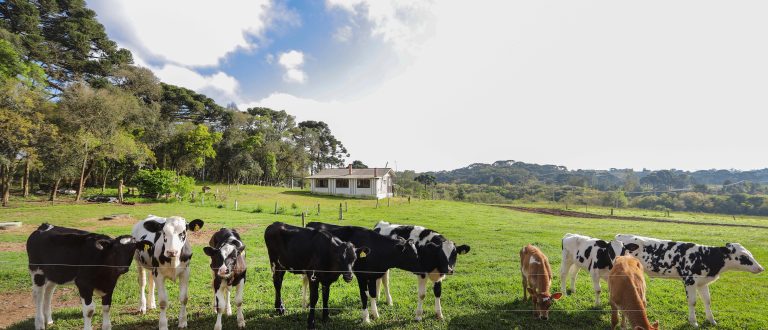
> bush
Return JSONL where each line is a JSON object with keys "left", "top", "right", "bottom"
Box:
{"left": 133, "top": 169, "right": 196, "bottom": 200}
{"left": 174, "top": 175, "right": 196, "bottom": 199}
{"left": 252, "top": 205, "right": 263, "bottom": 213}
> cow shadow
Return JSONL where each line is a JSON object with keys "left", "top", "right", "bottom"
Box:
{"left": 448, "top": 298, "right": 611, "bottom": 330}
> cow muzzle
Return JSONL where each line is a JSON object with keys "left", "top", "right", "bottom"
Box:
{"left": 343, "top": 272, "right": 354, "bottom": 283}
{"left": 754, "top": 265, "right": 765, "bottom": 274}
{"left": 165, "top": 250, "right": 179, "bottom": 258}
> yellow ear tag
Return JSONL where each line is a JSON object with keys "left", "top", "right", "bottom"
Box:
{"left": 194, "top": 224, "right": 200, "bottom": 231}
{"left": 143, "top": 244, "right": 149, "bottom": 252}
{"left": 360, "top": 251, "right": 367, "bottom": 258}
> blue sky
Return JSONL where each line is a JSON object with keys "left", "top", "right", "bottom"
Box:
{"left": 88, "top": 1, "right": 768, "bottom": 172}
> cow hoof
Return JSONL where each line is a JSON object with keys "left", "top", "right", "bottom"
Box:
{"left": 237, "top": 321, "right": 246, "bottom": 329}
{"left": 139, "top": 307, "right": 147, "bottom": 315}
{"left": 415, "top": 315, "right": 423, "bottom": 322}
{"left": 436, "top": 314, "right": 444, "bottom": 321}
{"left": 566, "top": 289, "right": 573, "bottom": 295}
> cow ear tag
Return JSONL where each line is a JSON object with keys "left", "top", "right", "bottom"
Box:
{"left": 143, "top": 244, "right": 150, "bottom": 252}
{"left": 360, "top": 251, "right": 367, "bottom": 258}
{"left": 194, "top": 224, "right": 200, "bottom": 231}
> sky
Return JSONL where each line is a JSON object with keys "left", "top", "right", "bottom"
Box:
{"left": 89, "top": 0, "right": 768, "bottom": 173}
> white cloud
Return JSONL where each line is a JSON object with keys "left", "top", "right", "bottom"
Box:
{"left": 278, "top": 50, "right": 307, "bottom": 83}
{"left": 333, "top": 25, "right": 353, "bottom": 42}
{"left": 154, "top": 64, "right": 240, "bottom": 100}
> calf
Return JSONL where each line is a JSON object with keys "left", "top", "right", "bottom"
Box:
{"left": 608, "top": 256, "right": 658, "bottom": 330}
{"left": 560, "top": 233, "right": 639, "bottom": 306}
{"left": 27, "top": 224, "right": 152, "bottom": 330}
{"left": 203, "top": 228, "right": 247, "bottom": 330}
{"left": 373, "top": 221, "right": 471, "bottom": 321}
{"left": 264, "top": 222, "right": 368, "bottom": 330}
{"left": 132, "top": 215, "right": 204, "bottom": 330}
{"left": 616, "top": 234, "right": 764, "bottom": 327}
{"left": 520, "top": 244, "right": 562, "bottom": 320}
{"left": 306, "top": 222, "right": 420, "bottom": 323}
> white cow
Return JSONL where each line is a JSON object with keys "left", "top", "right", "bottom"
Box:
{"left": 132, "top": 215, "right": 204, "bottom": 330}
{"left": 616, "top": 234, "right": 764, "bottom": 327}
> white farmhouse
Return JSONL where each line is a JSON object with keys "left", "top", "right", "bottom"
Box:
{"left": 306, "top": 166, "right": 395, "bottom": 199}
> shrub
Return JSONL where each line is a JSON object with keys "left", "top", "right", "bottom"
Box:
{"left": 133, "top": 169, "right": 196, "bottom": 200}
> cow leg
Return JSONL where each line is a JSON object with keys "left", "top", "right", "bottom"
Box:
{"left": 101, "top": 292, "right": 113, "bottom": 330}
{"left": 358, "top": 278, "right": 370, "bottom": 323}
{"left": 685, "top": 283, "right": 699, "bottom": 327}
{"left": 321, "top": 283, "right": 331, "bottom": 322}
{"left": 560, "top": 251, "right": 570, "bottom": 295}
{"left": 381, "top": 270, "right": 393, "bottom": 305}
{"left": 610, "top": 302, "right": 619, "bottom": 330}
{"left": 213, "top": 278, "right": 225, "bottom": 330}
{"left": 235, "top": 279, "right": 246, "bottom": 328}
{"left": 43, "top": 281, "right": 56, "bottom": 325}
{"left": 178, "top": 267, "right": 191, "bottom": 328}
{"left": 137, "top": 266, "right": 148, "bottom": 314}
{"left": 521, "top": 272, "right": 528, "bottom": 301}
{"left": 79, "top": 290, "right": 96, "bottom": 330}
{"left": 147, "top": 271, "right": 156, "bottom": 309}
{"left": 155, "top": 274, "right": 169, "bottom": 330}
{"left": 590, "top": 271, "right": 602, "bottom": 307}
{"left": 367, "top": 278, "right": 379, "bottom": 319}
{"left": 272, "top": 269, "right": 286, "bottom": 315}
{"left": 31, "top": 270, "right": 45, "bottom": 330}
{"left": 307, "top": 280, "right": 319, "bottom": 330}
{"left": 699, "top": 284, "right": 716, "bottom": 325}
{"left": 302, "top": 275, "right": 309, "bottom": 308}
{"left": 226, "top": 285, "right": 232, "bottom": 316}
{"left": 434, "top": 281, "right": 444, "bottom": 320}
{"left": 415, "top": 275, "right": 427, "bottom": 321}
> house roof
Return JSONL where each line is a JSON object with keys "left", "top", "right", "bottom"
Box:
{"left": 306, "top": 168, "right": 395, "bottom": 179}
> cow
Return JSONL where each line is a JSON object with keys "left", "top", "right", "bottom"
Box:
{"left": 615, "top": 234, "right": 764, "bottom": 327}
{"left": 305, "top": 222, "right": 420, "bottom": 323}
{"left": 520, "top": 244, "right": 563, "bottom": 320}
{"left": 560, "top": 233, "right": 639, "bottom": 306}
{"left": 608, "top": 256, "right": 659, "bottom": 330}
{"left": 264, "top": 222, "right": 368, "bottom": 330}
{"left": 203, "top": 228, "right": 247, "bottom": 330}
{"left": 132, "top": 215, "right": 205, "bottom": 330}
{"left": 373, "top": 221, "right": 471, "bottom": 321}
{"left": 27, "top": 223, "right": 152, "bottom": 330}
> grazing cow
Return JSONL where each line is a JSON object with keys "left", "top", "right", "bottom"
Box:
{"left": 560, "top": 233, "right": 639, "bottom": 306}
{"left": 27, "top": 224, "right": 152, "bottom": 330}
{"left": 616, "top": 234, "right": 764, "bottom": 327}
{"left": 608, "top": 256, "right": 659, "bottom": 330}
{"left": 264, "top": 222, "right": 368, "bottom": 329}
{"left": 520, "top": 244, "right": 562, "bottom": 320}
{"left": 203, "top": 228, "right": 247, "bottom": 330}
{"left": 306, "top": 222, "right": 420, "bottom": 323}
{"left": 373, "top": 221, "right": 471, "bottom": 321}
{"left": 132, "top": 215, "right": 205, "bottom": 330}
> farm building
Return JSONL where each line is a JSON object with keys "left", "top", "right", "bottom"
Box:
{"left": 306, "top": 166, "right": 395, "bottom": 199}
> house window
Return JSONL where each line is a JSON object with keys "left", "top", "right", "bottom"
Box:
{"left": 357, "top": 179, "right": 371, "bottom": 188}
{"left": 336, "top": 179, "right": 349, "bottom": 188}
{"left": 316, "top": 179, "right": 328, "bottom": 188}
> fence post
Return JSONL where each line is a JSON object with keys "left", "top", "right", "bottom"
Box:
{"left": 345, "top": 201, "right": 348, "bottom": 212}
{"left": 339, "top": 203, "right": 343, "bottom": 221}
{"left": 387, "top": 198, "right": 390, "bottom": 207}
{"left": 610, "top": 208, "right": 613, "bottom": 216}
{"left": 317, "top": 203, "right": 320, "bottom": 215}
{"left": 201, "top": 195, "right": 204, "bottom": 206}
{"left": 118, "top": 179, "right": 124, "bottom": 204}
{"left": 408, "top": 196, "right": 411, "bottom": 204}
{"left": 235, "top": 200, "right": 238, "bottom": 211}
{"left": 275, "top": 202, "right": 278, "bottom": 214}
{"left": 376, "top": 199, "right": 379, "bottom": 208}
{"left": 302, "top": 212, "right": 306, "bottom": 227}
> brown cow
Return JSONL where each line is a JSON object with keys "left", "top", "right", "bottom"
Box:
{"left": 520, "top": 244, "right": 562, "bottom": 320}
{"left": 608, "top": 256, "right": 659, "bottom": 330}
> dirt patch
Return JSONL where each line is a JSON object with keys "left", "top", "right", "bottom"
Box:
{"left": 187, "top": 223, "right": 259, "bottom": 247}
{"left": 0, "top": 241, "right": 25, "bottom": 252}
{"left": 0, "top": 287, "right": 80, "bottom": 329}
{"left": 78, "top": 214, "right": 140, "bottom": 232}
{"left": 494, "top": 205, "right": 768, "bottom": 229}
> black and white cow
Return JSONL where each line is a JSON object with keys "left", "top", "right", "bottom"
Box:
{"left": 203, "top": 228, "right": 247, "bottom": 330}
{"left": 373, "top": 221, "right": 471, "bottom": 321}
{"left": 615, "top": 234, "right": 765, "bottom": 327}
{"left": 560, "top": 233, "right": 639, "bottom": 306}
{"left": 265, "top": 221, "right": 368, "bottom": 329}
{"left": 27, "top": 223, "right": 152, "bottom": 330}
{"left": 132, "top": 215, "right": 204, "bottom": 330}
{"left": 306, "top": 222, "right": 420, "bottom": 323}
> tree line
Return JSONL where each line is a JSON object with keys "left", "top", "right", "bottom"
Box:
{"left": 0, "top": 0, "right": 348, "bottom": 206}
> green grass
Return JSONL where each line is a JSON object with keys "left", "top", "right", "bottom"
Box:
{"left": 1, "top": 185, "right": 767, "bottom": 329}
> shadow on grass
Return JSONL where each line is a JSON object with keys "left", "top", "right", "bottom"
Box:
{"left": 448, "top": 298, "right": 612, "bottom": 330}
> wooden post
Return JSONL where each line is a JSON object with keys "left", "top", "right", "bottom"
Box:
{"left": 275, "top": 202, "right": 278, "bottom": 214}
{"left": 610, "top": 208, "right": 613, "bottom": 216}
{"left": 235, "top": 200, "right": 238, "bottom": 211}
{"left": 215, "top": 189, "right": 219, "bottom": 201}
{"left": 345, "top": 201, "right": 348, "bottom": 212}
{"left": 201, "top": 195, "right": 204, "bottom": 206}
{"left": 302, "top": 212, "right": 306, "bottom": 227}
{"left": 118, "top": 179, "right": 124, "bottom": 204}
{"left": 339, "top": 203, "right": 343, "bottom": 221}
{"left": 317, "top": 203, "right": 320, "bottom": 215}
{"left": 376, "top": 199, "right": 379, "bottom": 208}
{"left": 408, "top": 196, "right": 411, "bottom": 204}
{"left": 387, "top": 198, "right": 390, "bottom": 207}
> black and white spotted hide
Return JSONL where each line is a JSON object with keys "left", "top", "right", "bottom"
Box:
{"left": 204, "top": 228, "right": 247, "bottom": 330}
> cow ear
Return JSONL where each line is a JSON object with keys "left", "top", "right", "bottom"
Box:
{"left": 624, "top": 243, "right": 639, "bottom": 252}
{"left": 719, "top": 246, "right": 731, "bottom": 255}
{"left": 457, "top": 245, "right": 471, "bottom": 255}
{"left": 94, "top": 239, "right": 113, "bottom": 250}
{"left": 135, "top": 240, "right": 153, "bottom": 252}
{"left": 143, "top": 220, "right": 164, "bottom": 233}
{"left": 596, "top": 240, "right": 610, "bottom": 248}
{"left": 203, "top": 247, "right": 217, "bottom": 257}
{"left": 188, "top": 219, "right": 204, "bottom": 232}
{"left": 551, "top": 292, "right": 563, "bottom": 300}
{"left": 356, "top": 246, "right": 371, "bottom": 258}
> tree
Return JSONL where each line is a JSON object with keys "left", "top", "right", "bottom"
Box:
{"left": 414, "top": 174, "right": 436, "bottom": 190}
{"left": 297, "top": 120, "right": 348, "bottom": 173}
{"left": 350, "top": 160, "right": 368, "bottom": 169}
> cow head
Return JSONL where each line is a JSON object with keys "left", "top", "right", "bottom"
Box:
{"left": 396, "top": 238, "right": 419, "bottom": 260}
{"left": 204, "top": 239, "right": 245, "bottom": 278}
{"left": 329, "top": 236, "right": 368, "bottom": 283}
{"left": 143, "top": 217, "right": 204, "bottom": 259}
{"left": 723, "top": 243, "right": 764, "bottom": 274}
{"left": 95, "top": 235, "right": 153, "bottom": 274}
{"left": 635, "top": 320, "right": 660, "bottom": 330}
{"left": 424, "top": 240, "right": 471, "bottom": 275}
{"left": 527, "top": 288, "right": 562, "bottom": 320}
{"left": 594, "top": 240, "right": 639, "bottom": 268}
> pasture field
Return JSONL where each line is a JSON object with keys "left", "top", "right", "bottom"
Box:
{"left": 0, "top": 185, "right": 766, "bottom": 329}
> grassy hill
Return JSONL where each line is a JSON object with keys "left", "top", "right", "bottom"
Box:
{"left": 0, "top": 185, "right": 766, "bottom": 329}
